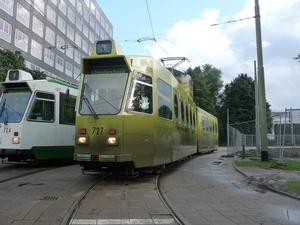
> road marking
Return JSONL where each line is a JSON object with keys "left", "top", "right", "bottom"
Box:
{"left": 70, "top": 218, "right": 175, "bottom": 224}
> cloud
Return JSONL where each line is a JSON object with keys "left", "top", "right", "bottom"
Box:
{"left": 143, "top": 0, "right": 300, "bottom": 110}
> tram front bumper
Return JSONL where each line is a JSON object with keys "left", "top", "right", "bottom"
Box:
{"left": 74, "top": 153, "right": 133, "bottom": 162}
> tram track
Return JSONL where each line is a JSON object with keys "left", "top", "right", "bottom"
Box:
{"left": 64, "top": 171, "right": 188, "bottom": 225}
{"left": 0, "top": 161, "right": 59, "bottom": 184}
{"left": 156, "top": 173, "right": 188, "bottom": 225}
{"left": 0, "top": 163, "right": 54, "bottom": 184}
{"left": 62, "top": 173, "right": 112, "bottom": 225}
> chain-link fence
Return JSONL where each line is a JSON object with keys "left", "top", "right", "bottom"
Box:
{"left": 227, "top": 108, "right": 300, "bottom": 160}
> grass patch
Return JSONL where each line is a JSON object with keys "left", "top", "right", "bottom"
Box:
{"left": 234, "top": 159, "right": 300, "bottom": 171}
{"left": 270, "top": 180, "right": 300, "bottom": 197}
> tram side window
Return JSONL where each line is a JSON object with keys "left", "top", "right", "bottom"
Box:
{"left": 173, "top": 92, "right": 179, "bottom": 123}
{"left": 186, "top": 104, "right": 189, "bottom": 126}
{"left": 181, "top": 100, "right": 184, "bottom": 125}
{"left": 28, "top": 92, "right": 54, "bottom": 122}
{"left": 60, "top": 93, "right": 76, "bottom": 125}
{"left": 127, "top": 72, "right": 153, "bottom": 114}
{"left": 158, "top": 78, "right": 172, "bottom": 120}
{"left": 202, "top": 116, "right": 205, "bottom": 132}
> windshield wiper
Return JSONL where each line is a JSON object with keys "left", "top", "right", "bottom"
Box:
{"left": 0, "top": 99, "right": 6, "bottom": 118}
{"left": 82, "top": 95, "right": 98, "bottom": 119}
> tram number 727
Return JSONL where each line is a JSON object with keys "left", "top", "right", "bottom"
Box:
{"left": 92, "top": 127, "right": 103, "bottom": 135}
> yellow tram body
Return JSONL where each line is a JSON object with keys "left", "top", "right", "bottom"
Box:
{"left": 74, "top": 39, "right": 218, "bottom": 174}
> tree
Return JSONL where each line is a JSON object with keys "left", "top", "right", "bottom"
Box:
{"left": 218, "top": 73, "right": 272, "bottom": 143}
{"left": 0, "top": 49, "right": 46, "bottom": 81}
{"left": 294, "top": 53, "right": 300, "bottom": 62}
{"left": 187, "top": 64, "right": 223, "bottom": 115}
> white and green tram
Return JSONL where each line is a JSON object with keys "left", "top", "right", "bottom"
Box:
{"left": 0, "top": 70, "right": 77, "bottom": 163}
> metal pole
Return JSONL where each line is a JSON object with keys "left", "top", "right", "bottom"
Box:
{"left": 290, "top": 107, "right": 294, "bottom": 145}
{"left": 227, "top": 108, "right": 230, "bottom": 155}
{"left": 254, "top": 0, "right": 268, "bottom": 161}
{"left": 254, "top": 60, "right": 260, "bottom": 157}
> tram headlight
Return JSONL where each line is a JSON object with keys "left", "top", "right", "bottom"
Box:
{"left": 106, "top": 136, "right": 118, "bottom": 145}
{"left": 12, "top": 137, "right": 20, "bottom": 144}
{"left": 77, "top": 136, "right": 88, "bottom": 145}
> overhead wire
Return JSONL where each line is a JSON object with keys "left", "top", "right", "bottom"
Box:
{"left": 144, "top": 0, "right": 187, "bottom": 71}
{"left": 125, "top": 7, "right": 257, "bottom": 72}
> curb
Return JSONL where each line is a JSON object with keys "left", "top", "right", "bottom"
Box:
{"left": 232, "top": 161, "right": 300, "bottom": 201}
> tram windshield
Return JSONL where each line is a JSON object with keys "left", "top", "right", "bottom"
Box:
{"left": 79, "top": 67, "right": 129, "bottom": 115}
{"left": 0, "top": 89, "right": 32, "bottom": 123}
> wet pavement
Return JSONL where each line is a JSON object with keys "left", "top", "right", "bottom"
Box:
{"left": 1, "top": 148, "right": 300, "bottom": 225}
{"left": 160, "top": 148, "right": 300, "bottom": 225}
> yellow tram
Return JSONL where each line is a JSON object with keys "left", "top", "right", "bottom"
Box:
{"left": 73, "top": 39, "right": 218, "bottom": 175}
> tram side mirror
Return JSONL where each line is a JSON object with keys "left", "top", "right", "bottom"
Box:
{"left": 65, "top": 88, "right": 70, "bottom": 103}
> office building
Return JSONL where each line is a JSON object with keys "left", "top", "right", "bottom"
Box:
{"left": 0, "top": 0, "right": 113, "bottom": 81}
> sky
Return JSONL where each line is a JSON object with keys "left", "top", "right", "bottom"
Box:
{"left": 97, "top": 0, "right": 300, "bottom": 111}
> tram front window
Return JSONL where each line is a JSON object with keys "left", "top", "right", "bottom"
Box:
{"left": 0, "top": 89, "right": 31, "bottom": 123}
{"left": 80, "top": 69, "right": 128, "bottom": 115}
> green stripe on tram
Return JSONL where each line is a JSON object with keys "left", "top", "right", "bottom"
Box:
{"left": 32, "top": 146, "right": 74, "bottom": 160}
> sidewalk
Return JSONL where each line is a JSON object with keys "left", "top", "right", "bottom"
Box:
{"left": 160, "top": 149, "right": 300, "bottom": 225}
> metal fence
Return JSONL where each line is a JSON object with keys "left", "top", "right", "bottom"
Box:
{"left": 227, "top": 125, "right": 300, "bottom": 159}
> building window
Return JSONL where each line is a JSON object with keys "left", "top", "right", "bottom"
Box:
{"left": 76, "top": 15, "right": 82, "bottom": 31}
{"left": 55, "top": 55, "right": 64, "bottom": 72}
{"left": 90, "top": 2, "right": 95, "bottom": 15}
{"left": 44, "top": 48, "right": 54, "bottom": 66}
{"left": 95, "top": 24, "right": 100, "bottom": 36}
{"left": 57, "top": 16, "right": 66, "bottom": 33}
{"left": 67, "top": 8, "right": 75, "bottom": 24}
{"left": 0, "top": 0, "right": 13, "bottom": 16}
{"left": 32, "top": 16, "right": 44, "bottom": 38}
{"left": 82, "top": 39, "right": 88, "bottom": 54}
{"left": 74, "top": 49, "right": 81, "bottom": 64}
{"left": 66, "top": 46, "right": 73, "bottom": 59}
{"left": 96, "top": 10, "right": 100, "bottom": 22}
{"left": 45, "top": 27, "right": 55, "bottom": 46}
{"left": 31, "top": 39, "right": 42, "bottom": 60}
{"left": 84, "top": 0, "right": 89, "bottom": 7}
{"left": 100, "top": 29, "right": 104, "bottom": 39}
{"left": 56, "top": 35, "right": 65, "bottom": 52}
{"left": 58, "top": 0, "right": 66, "bottom": 15}
{"left": 50, "top": 0, "right": 57, "bottom": 6}
{"left": 0, "top": 18, "right": 12, "bottom": 42}
{"left": 101, "top": 15, "right": 104, "bottom": 27}
{"left": 83, "top": 23, "right": 88, "bottom": 38}
{"left": 69, "top": 0, "right": 75, "bottom": 7}
{"left": 46, "top": 5, "right": 56, "bottom": 25}
{"left": 74, "top": 67, "right": 80, "bottom": 79}
{"left": 34, "top": 0, "right": 45, "bottom": 15}
{"left": 75, "top": 32, "right": 81, "bottom": 47}
{"left": 89, "top": 31, "right": 94, "bottom": 44}
{"left": 76, "top": 1, "right": 82, "bottom": 14}
{"left": 67, "top": 25, "right": 74, "bottom": 41}
{"left": 83, "top": 7, "right": 89, "bottom": 22}
{"left": 17, "top": 4, "right": 30, "bottom": 28}
{"left": 88, "top": 45, "right": 92, "bottom": 55}
{"left": 65, "top": 61, "right": 72, "bottom": 77}
{"left": 90, "top": 17, "right": 95, "bottom": 29}
{"left": 15, "top": 29, "right": 28, "bottom": 52}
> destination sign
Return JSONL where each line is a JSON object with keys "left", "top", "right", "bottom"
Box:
{"left": 87, "top": 67, "right": 128, "bottom": 75}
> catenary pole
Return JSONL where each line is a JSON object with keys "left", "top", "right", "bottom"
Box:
{"left": 254, "top": 0, "right": 268, "bottom": 161}
{"left": 254, "top": 61, "right": 260, "bottom": 157}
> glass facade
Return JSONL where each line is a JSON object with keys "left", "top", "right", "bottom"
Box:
{"left": 0, "top": 0, "right": 113, "bottom": 81}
